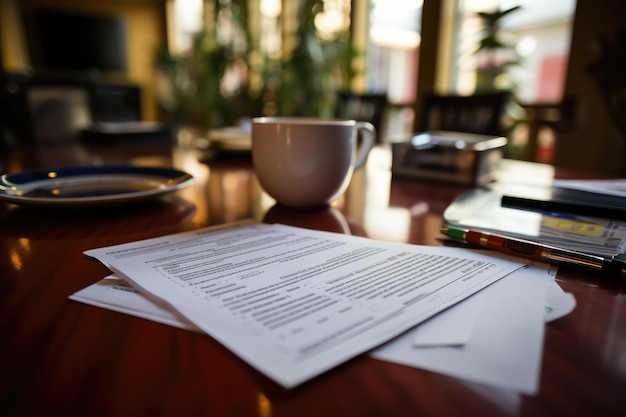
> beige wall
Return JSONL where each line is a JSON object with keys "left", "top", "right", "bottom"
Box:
{"left": 0, "top": 0, "right": 167, "bottom": 121}
{"left": 555, "top": 0, "right": 625, "bottom": 174}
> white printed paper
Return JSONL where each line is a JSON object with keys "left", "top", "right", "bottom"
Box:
{"left": 372, "top": 264, "right": 552, "bottom": 395}
{"left": 83, "top": 223, "right": 528, "bottom": 388}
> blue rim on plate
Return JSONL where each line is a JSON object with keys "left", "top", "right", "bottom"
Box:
{"left": 0, "top": 165, "right": 194, "bottom": 207}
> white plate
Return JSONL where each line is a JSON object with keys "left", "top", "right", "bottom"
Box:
{"left": 0, "top": 166, "right": 194, "bottom": 207}
{"left": 207, "top": 127, "right": 251, "bottom": 152}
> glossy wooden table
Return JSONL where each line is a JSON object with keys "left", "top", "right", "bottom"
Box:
{"left": 1, "top": 139, "right": 625, "bottom": 417}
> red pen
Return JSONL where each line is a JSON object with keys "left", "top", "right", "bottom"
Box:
{"left": 441, "top": 226, "right": 626, "bottom": 281}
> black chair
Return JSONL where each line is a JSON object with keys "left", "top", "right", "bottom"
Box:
{"left": 333, "top": 90, "right": 388, "bottom": 143}
{"left": 420, "top": 91, "right": 510, "bottom": 136}
{"left": 1, "top": 72, "right": 33, "bottom": 147}
{"left": 0, "top": 72, "right": 144, "bottom": 146}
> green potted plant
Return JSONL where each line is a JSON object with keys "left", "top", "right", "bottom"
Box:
{"left": 474, "top": 5, "right": 522, "bottom": 92}
{"left": 155, "top": 0, "right": 359, "bottom": 131}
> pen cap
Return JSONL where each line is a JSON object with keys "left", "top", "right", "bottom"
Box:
{"left": 441, "top": 226, "right": 467, "bottom": 241}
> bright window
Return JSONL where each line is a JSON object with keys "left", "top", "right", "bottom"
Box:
{"left": 455, "top": 0, "right": 575, "bottom": 102}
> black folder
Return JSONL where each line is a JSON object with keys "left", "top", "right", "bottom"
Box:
{"left": 501, "top": 186, "right": 626, "bottom": 220}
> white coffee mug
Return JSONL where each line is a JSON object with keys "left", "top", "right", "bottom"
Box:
{"left": 252, "top": 117, "right": 376, "bottom": 207}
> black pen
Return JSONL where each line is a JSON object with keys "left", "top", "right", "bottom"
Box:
{"left": 441, "top": 226, "right": 626, "bottom": 281}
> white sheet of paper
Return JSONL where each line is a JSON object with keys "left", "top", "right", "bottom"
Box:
{"left": 83, "top": 222, "right": 528, "bottom": 388}
{"left": 70, "top": 277, "right": 201, "bottom": 332}
{"left": 553, "top": 178, "right": 626, "bottom": 197}
{"left": 398, "top": 263, "right": 564, "bottom": 349}
{"left": 411, "top": 290, "right": 486, "bottom": 347}
{"left": 70, "top": 264, "right": 575, "bottom": 393}
{"left": 545, "top": 279, "right": 576, "bottom": 322}
{"left": 371, "top": 264, "right": 551, "bottom": 395}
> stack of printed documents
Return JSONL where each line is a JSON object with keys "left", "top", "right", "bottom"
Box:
{"left": 444, "top": 181, "right": 626, "bottom": 258}
{"left": 71, "top": 221, "right": 575, "bottom": 394}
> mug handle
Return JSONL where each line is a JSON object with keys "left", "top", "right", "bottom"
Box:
{"left": 354, "top": 121, "right": 376, "bottom": 170}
